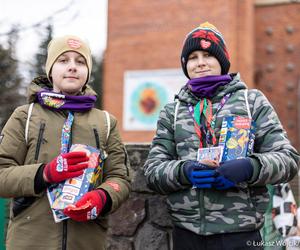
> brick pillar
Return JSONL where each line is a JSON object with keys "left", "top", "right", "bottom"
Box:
{"left": 103, "top": 0, "right": 255, "bottom": 143}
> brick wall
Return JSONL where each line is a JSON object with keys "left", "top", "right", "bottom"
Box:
{"left": 103, "top": 0, "right": 254, "bottom": 142}
{"left": 255, "top": 3, "right": 300, "bottom": 149}
{"left": 254, "top": 3, "right": 300, "bottom": 199}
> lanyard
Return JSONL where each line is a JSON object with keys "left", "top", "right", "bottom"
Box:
{"left": 60, "top": 111, "right": 74, "bottom": 154}
{"left": 188, "top": 93, "right": 231, "bottom": 148}
{"left": 188, "top": 105, "right": 206, "bottom": 148}
{"left": 56, "top": 111, "right": 74, "bottom": 172}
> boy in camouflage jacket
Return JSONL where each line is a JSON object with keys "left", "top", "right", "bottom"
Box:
{"left": 144, "top": 22, "right": 299, "bottom": 250}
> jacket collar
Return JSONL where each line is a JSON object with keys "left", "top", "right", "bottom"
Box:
{"left": 27, "top": 76, "right": 97, "bottom": 103}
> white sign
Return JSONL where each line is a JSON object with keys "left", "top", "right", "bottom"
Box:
{"left": 123, "top": 69, "right": 187, "bottom": 131}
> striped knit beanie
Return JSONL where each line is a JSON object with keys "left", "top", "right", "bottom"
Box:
{"left": 45, "top": 35, "right": 92, "bottom": 84}
{"left": 181, "top": 22, "right": 230, "bottom": 78}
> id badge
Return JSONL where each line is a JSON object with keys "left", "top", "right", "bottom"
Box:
{"left": 197, "top": 146, "right": 223, "bottom": 163}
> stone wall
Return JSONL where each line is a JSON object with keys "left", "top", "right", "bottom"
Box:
{"left": 106, "top": 143, "right": 300, "bottom": 249}
{"left": 107, "top": 144, "right": 173, "bottom": 250}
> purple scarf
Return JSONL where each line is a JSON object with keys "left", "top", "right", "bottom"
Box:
{"left": 37, "top": 90, "right": 96, "bottom": 112}
{"left": 187, "top": 75, "right": 232, "bottom": 98}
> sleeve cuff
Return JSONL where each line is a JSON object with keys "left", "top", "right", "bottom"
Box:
{"left": 34, "top": 164, "right": 49, "bottom": 194}
{"left": 100, "top": 189, "right": 112, "bottom": 215}
{"left": 248, "top": 157, "right": 261, "bottom": 184}
{"left": 178, "top": 162, "right": 191, "bottom": 185}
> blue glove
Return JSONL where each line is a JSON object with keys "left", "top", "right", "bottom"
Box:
{"left": 216, "top": 158, "right": 253, "bottom": 183}
{"left": 213, "top": 175, "right": 235, "bottom": 190}
{"left": 182, "top": 160, "right": 217, "bottom": 188}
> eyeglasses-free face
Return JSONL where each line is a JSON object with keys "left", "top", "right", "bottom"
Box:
{"left": 186, "top": 50, "right": 222, "bottom": 79}
{"left": 51, "top": 51, "right": 88, "bottom": 95}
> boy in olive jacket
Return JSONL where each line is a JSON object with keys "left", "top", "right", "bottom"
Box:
{"left": 0, "top": 35, "right": 131, "bottom": 250}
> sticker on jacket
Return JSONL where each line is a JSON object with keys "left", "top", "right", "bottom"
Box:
{"left": 106, "top": 181, "right": 120, "bottom": 192}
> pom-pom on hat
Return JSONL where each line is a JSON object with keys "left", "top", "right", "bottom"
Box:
{"left": 181, "top": 22, "right": 230, "bottom": 78}
{"left": 45, "top": 35, "right": 92, "bottom": 84}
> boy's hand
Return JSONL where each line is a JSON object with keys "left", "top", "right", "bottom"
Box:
{"left": 64, "top": 189, "right": 107, "bottom": 222}
{"left": 43, "top": 151, "right": 89, "bottom": 183}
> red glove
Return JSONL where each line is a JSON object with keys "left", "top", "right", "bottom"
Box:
{"left": 43, "top": 151, "right": 89, "bottom": 183}
{"left": 63, "top": 189, "right": 107, "bottom": 222}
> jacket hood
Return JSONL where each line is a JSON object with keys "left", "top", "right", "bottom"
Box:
{"left": 176, "top": 73, "right": 247, "bottom": 105}
{"left": 27, "top": 75, "right": 97, "bottom": 103}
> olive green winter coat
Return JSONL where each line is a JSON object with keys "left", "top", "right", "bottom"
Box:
{"left": 0, "top": 76, "right": 131, "bottom": 250}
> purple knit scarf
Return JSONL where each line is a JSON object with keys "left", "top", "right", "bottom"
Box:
{"left": 37, "top": 90, "right": 96, "bottom": 112}
{"left": 187, "top": 75, "right": 232, "bottom": 98}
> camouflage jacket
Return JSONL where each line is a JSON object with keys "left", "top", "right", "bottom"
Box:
{"left": 143, "top": 73, "right": 299, "bottom": 235}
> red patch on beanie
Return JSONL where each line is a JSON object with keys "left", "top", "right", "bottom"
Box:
{"left": 67, "top": 39, "right": 82, "bottom": 49}
{"left": 200, "top": 39, "right": 211, "bottom": 49}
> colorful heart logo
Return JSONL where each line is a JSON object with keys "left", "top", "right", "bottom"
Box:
{"left": 200, "top": 40, "right": 211, "bottom": 49}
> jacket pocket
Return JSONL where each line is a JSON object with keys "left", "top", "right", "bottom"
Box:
{"left": 12, "top": 196, "right": 36, "bottom": 218}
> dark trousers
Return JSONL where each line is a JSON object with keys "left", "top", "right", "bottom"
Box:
{"left": 173, "top": 226, "right": 263, "bottom": 250}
